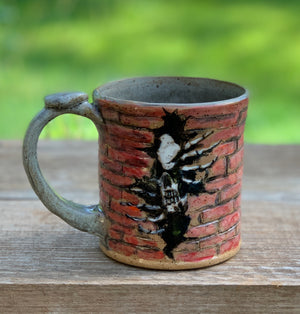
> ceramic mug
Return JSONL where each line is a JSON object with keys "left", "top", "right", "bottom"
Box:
{"left": 23, "top": 76, "right": 248, "bottom": 270}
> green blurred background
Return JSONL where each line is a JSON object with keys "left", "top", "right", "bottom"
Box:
{"left": 0, "top": 0, "right": 299, "bottom": 143}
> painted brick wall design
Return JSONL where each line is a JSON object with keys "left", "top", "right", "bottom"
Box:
{"left": 96, "top": 98, "right": 248, "bottom": 263}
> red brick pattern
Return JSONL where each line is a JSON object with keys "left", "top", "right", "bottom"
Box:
{"left": 96, "top": 97, "right": 247, "bottom": 263}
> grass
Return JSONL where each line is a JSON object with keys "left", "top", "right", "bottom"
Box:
{"left": 0, "top": 0, "right": 299, "bottom": 143}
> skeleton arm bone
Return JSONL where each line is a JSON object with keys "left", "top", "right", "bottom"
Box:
{"left": 138, "top": 225, "right": 165, "bottom": 235}
{"left": 180, "top": 157, "right": 217, "bottom": 172}
{"left": 184, "top": 130, "right": 214, "bottom": 150}
{"left": 180, "top": 140, "right": 221, "bottom": 162}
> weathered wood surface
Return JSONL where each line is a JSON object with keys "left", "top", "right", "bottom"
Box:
{"left": 0, "top": 140, "right": 299, "bottom": 313}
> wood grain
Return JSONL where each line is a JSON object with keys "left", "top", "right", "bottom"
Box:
{"left": 0, "top": 140, "right": 299, "bottom": 313}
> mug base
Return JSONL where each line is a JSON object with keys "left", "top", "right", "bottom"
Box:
{"left": 99, "top": 241, "right": 241, "bottom": 270}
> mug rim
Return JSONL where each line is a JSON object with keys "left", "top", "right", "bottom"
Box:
{"left": 93, "top": 76, "right": 248, "bottom": 107}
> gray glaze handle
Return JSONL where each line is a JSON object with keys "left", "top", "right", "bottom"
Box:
{"left": 23, "top": 92, "right": 104, "bottom": 236}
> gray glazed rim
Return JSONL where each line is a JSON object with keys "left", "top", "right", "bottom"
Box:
{"left": 93, "top": 76, "right": 248, "bottom": 107}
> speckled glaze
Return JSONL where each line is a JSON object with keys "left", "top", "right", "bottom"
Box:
{"left": 23, "top": 77, "right": 248, "bottom": 270}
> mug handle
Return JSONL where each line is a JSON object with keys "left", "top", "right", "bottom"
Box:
{"left": 23, "top": 92, "right": 104, "bottom": 235}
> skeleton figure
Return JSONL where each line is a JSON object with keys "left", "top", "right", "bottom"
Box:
{"left": 123, "top": 110, "right": 220, "bottom": 258}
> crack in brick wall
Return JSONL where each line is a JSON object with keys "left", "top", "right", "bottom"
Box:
{"left": 96, "top": 98, "right": 248, "bottom": 263}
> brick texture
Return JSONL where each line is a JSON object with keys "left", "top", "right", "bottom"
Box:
{"left": 186, "top": 222, "right": 218, "bottom": 238}
{"left": 201, "top": 200, "right": 234, "bottom": 223}
{"left": 97, "top": 95, "right": 246, "bottom": 263}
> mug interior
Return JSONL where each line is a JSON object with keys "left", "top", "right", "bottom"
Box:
{"left": 94, "top": 77, "right": 247, "bottom": 105}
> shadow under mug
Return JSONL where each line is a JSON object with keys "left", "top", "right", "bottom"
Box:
{"left": 23, "top": 76, "right": 248, "bottom": 270}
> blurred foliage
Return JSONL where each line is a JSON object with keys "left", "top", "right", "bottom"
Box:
{"left": 0, "top": 0, "right": 299, "bottom": 143}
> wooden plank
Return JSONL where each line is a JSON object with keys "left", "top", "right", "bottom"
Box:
{"left": 0, "top": 140, "right": 299, "bottom": 312}
{"left": 0, "top": 285, "right": 299, "bottom": 313}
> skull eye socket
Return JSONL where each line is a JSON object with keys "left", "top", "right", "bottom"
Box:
{"left": 162, "top": 173, "right": 173, "bottom": 188}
